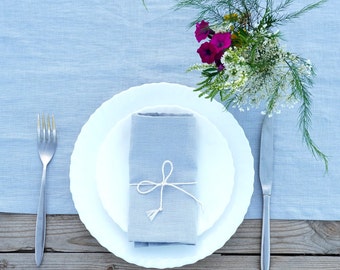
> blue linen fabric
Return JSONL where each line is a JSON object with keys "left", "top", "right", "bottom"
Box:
{"left": 128, "top": 113, "right": 198, "bottom": 245}
{"left": 0, "top": 0, "right": 339, "bottom": 221}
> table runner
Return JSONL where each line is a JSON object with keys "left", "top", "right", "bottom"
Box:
{"left": 0, "top": 0, "right": 339, "bottom": 220}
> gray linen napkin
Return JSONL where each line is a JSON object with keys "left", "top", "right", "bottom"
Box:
{"left": 128, "top": 113, "right": 198, "bottom": 245}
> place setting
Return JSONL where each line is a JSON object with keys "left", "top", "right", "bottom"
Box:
{"left": 1, "top": 0, "right": 339, "bottom": 269}
{"left": 67, "top": 1, "right": 330, "bottom": 268}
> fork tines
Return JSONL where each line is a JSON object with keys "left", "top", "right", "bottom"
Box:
{"left": 37, "top": 114, "right": 57, "bottom": 143}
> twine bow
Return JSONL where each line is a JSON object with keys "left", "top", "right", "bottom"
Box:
{"left": 131, "top": 160, "right": 202, "bottom": 221}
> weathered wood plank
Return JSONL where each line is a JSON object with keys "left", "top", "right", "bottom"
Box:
{"left": 1, "top": 214, "right": 340, "bottom": 255}
{"left": 0, "top": 214, "right": 106, "bottom": 253}
{"left": 219, "top": 220, "right": 340, "bottom": 255}
{"left": 0, "top": 253, "right": 254, "bottom": 270}
{"left": 1, "top": 253, "right": 340, "bottom": 270}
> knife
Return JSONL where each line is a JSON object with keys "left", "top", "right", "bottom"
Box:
{"left": 259, "top": 115, "right": 274, "bottom": 270}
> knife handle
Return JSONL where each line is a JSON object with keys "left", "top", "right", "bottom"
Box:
{"left": 261, "top": 194, "right": 271, "bottom": 270}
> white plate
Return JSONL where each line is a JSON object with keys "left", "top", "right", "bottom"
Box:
{"left": 96, "top": 105, "right": 235, "bottom": 236}
{"left": 70, "top": 82, "right": 254, "bottom": 269}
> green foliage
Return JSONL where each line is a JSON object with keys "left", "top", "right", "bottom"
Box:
{"left": 175, "top": 0, "right": 328, "bottom": 170}
{"left": 175, "top": 0, "right": 327, "bottom": 28}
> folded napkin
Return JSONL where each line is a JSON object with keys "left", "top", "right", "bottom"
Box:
{"left": 128, "top": 112, "right": 199, "bottom": 246}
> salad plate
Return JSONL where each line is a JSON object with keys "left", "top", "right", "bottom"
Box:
{"left": 96, "top": 104, "right": 235, "bottom": 236}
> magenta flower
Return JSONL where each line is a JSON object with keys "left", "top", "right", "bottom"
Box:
{"left": 210, "top": 32, "right": 232, "bottom": 52}
{"left": 195, "top": 20, "right": 211, "bottom": 42}
{"left": 197, "top": 42, "right": 217, "bottom": 64}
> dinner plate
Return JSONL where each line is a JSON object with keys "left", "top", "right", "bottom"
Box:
{"left": 96, "top": 105, "right": 235, "bottom": 236}
{"left": 70, "top": 82, "right": 254, "bottom": 268}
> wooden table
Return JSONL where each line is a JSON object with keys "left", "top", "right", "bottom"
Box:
{"left": 1, "top": 214, "right": 340, "bottom": 269}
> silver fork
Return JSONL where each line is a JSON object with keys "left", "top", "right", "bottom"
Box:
{"left": 35, "top": 114, "right": 57, "bottom": 266}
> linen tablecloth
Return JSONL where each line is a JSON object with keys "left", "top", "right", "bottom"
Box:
{"left": 0, "top": 0, "right": 339, "bottom": 220}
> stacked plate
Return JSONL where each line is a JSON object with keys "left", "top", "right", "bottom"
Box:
{"left": 70, "top": 82, "right": 254, "bottom": 268}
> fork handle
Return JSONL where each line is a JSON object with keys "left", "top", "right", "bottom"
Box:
{"left": 35, "top": 164, "right": 47, "bottom": 266}
{"left": 261, "top": 194, "right": 271, "bottom": 270}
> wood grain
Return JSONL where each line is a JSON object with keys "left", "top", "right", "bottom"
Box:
{"left": 1, "top": 253, "right": 340, "bottom": 270}
{"left": 1, "top": 213, "right": 340, "bottom": 269}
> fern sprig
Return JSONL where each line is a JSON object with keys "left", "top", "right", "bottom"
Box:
{"left": 286, "top": 58, "right": 329, "bottom": 170}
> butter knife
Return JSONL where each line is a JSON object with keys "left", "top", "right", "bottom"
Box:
{"left": 259, "top": 115, "right": 274, "bottom": 270}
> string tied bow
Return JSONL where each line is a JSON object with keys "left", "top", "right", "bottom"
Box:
{"left": 131, "top": 160, "right": 202, "bottom": 221}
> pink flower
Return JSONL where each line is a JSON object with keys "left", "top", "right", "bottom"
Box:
{"left": 210, "top": 32, "right": 232, "bottom": 52}
{"left": 195, "top": 20, "right": 211, "bottom": 42}
{"left": 197, "top": 42, "right": 217, "bottom": 64}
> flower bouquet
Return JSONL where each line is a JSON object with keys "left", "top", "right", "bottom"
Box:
{"left": 175, "top": 0, "right": 328, "bottom": 169}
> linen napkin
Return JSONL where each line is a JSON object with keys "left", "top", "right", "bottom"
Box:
{"left": 128, "top": 112, "right": 199, "bottom": 246}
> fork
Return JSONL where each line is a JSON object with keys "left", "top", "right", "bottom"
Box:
{"left": 35, "top": 114, "right": 57, "bottom": 266}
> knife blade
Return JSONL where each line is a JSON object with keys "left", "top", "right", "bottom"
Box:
{"left": 259, "top": 115, "right": 274, "bottom": 270}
